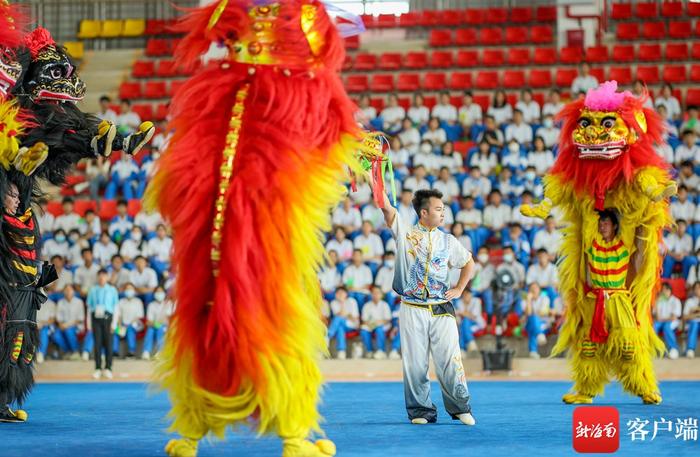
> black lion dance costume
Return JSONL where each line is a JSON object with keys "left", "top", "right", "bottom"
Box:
{"left": 0, "top": 14, "right": 155, "bottom": 422}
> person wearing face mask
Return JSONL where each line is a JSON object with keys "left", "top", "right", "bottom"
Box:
{"left": 120, "top": 227, "right": 146, "bottom": 264}
{"left": 42, "top": 229, "right": 70, "bottom": 261}
{"left": 535, "top": 117, "right": 560, "bottom": 149}
{"left": 495, "top": 245, "right": 526, "bottom": 315}
{"left": 93, "top": 231, "right": 119, "bottom": 267}
{"left": 468, "top": 141, "right": 497, "bottom": 176}
{"left": 376, "top": 186, "right": 477, "bottom": 427}
{"left": 47, "top": 255, "right": 73, "bottom": 299}
{"left": 113, "top": 283, "right": 145, "bottom": 358}
{"left": 412, "top": 140, "right": 440, "bottom": 175}
{"left": 501, "top": 140, "right": 527, "bottom": 173}
{"left": 470, "top": 247, "right": 496, "bottom": 316}
{"left": 374, "top": 251, "right": 398, "bottom": 307}
{"left": 527, "top": 137, "right": 555, "bottom": 176}
{"left": 134, "top": 209, "right": 165, "bottom": 235}
{"left": 146, "top": 224, "right": 173, "bottom": 276}
{"left": 142, "top": 287, "right": 173, "bottom": 360}
{"left": 521, "top": 166, "right": 544, "bottom": 199}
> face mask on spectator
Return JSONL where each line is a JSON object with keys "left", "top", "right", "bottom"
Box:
{"left": 420, "top": 143, "right": 431, "bottom": 154}
{"left": 525, "top": 171, "right": 536, "bottom": 181}
{"left": 155, "top": 291, "right": 166, "bottom": 301}
{"left": 69, "top": 233, "right": 79, "bottom": 242}
{"left": 503, "top": 253, "right": 514, "bottom": 263}
{"left": 131, "top": 231, "right": 142, "bottom": 241}
{"left": 477, "top": 253, "right": 489, "bottom": 263}
{"left": 125, "top": 289, "right": 136, "bottom": 298}
{"left": 385, "top": 260, "right": 395, "bottom": 268}
{"left": 55, "top": 234, "right": 66, "bottom": 243}
{"left": 508, "top": 143, "right": 519, "bottom": 153}
{"left": 543, "top": 118, "right": 554, "bottom": 128}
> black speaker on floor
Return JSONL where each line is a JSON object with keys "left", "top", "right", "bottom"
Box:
{"left": 481, "top": 268, "right": 517, "bottom": 372}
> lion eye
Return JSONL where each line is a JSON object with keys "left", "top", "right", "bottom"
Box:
{"left": 50, "top": 67, "right": 62, "bottom": 78}
{"left": 578, "top": 118, "right": 590, "bottom": 128}
{"left": 602, "top": 119, "right": 616, "bottom": 129}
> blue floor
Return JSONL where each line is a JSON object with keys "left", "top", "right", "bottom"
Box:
{"left": 3, "top": 381, "right": 699, "bottom": 456}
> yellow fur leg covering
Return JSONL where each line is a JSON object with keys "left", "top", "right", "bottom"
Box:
{"left": 282, "top": 438, "right": 336, "bottom": 457}
{"left": 165, "top": 438, "right": 199, "bottom": 457}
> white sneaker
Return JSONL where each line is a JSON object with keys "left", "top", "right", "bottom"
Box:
{"left": 92, "top": 370, "right": 101, "bottom": 380}
{"left": 142, "top": 351, "right": 151, "bottom": 361}
{"left": 81, "top": 351, "right": 90, "bottom": 361}
{"left": 364, "top": 351, "right": 374, "bottom": 359}
{"left": 336, "top": 350, "right": 346, "bottom": 360}
{"left": 668, "top": 348, "right": 679, "bottom": 360}
{"left": 373, "top": 350, "right": 387, "bottom": 360}
{"left": 687, "top": 349, "right": 696, "bottom": 359}
{"left": 457, "top": 413, "right": 476, "bottom": 426}
{"left": 411, "top": 418, "right": 428, "bottom": 425}
{"left": 389, "top": 350, "right": 401, "bottom": 360}
{"left": 102, "top": 369, "right": 113, "bottom": 379}
{"left": 467, "top": 341, "right": 478, "bottom": 352}
{"left": 36, "top": 352, "right": 45, "bottom": 364}
{"left": 537, "top": 333, "right": 547, "bottom": 346}
{"left": 529, "top": 351, "right": 541, "bottom": 359}
{"left": 68, "top": 352, "right": 80, "bottom": 361}
{"left": 351, "top": 343, "right": 364, "bottom": 359}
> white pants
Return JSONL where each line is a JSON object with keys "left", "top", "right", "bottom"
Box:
{"left": 399, "top": 303, "right": 472, "bottom": 422}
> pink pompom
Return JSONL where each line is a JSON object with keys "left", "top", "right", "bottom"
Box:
{"left": 584, "top": 80, "right": 632, "bottom": 111}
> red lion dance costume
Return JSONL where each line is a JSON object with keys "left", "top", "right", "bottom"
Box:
{"left": 146, "top": 1, "right": 363, "bottom": 456}
{"left": 522, "top": 81, "right": 675, "bottom": 405}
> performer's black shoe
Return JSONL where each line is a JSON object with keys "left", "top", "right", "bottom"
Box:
{"left": 91, "top": 120, "right": 117, "bottom": 157}
{"left": 123, "top": 121, "right": 155, "bottom": 156}
{"left": 0, "top": 407, "right": 26, "bottom": 423}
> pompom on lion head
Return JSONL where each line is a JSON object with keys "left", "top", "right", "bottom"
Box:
{"left": 551, "top": 80, "right": 668, "bottom": 198}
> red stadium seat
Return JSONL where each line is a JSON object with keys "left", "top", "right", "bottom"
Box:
{"left": 510, "top": 7, "right": 532, "bottom": 23}
{"left": 98, "top": 200, "right": 118, "bottom": 220}
{"left": 555, "top": 69, "right": 578, "bottom": 87}
{"left": 127, "top": 199, "right": 142, "bottom": 217}
{"left": 353, "top": 53, "right": 377, "bottom": 71}
{"left": 455, "top": 28, "right": 477, "bottom": 46}
{"left": 589, "top": 67, "right": 606, "bottom": 82}
{"left": 690, "top": 65, "right": 700, "bottom": 83}
{"left": 370, "top": 74, "right": 394, "bottom": 92}
{"left": 610, "top": 3, "right": 632, "bottom": 20}
{"left": 642, "top": 22, "right": 665, "bottom": 40}
{"left": 360, "top": 14, "right": 375, "bottom": 29}
{"left": 486, "top": 7, "right": 508, "bottom": 24}
{"left": 475, "top": 71, "right": 499, "bottom": 90}
{"left": 688, "top": 89, "right": 700, "bottom": 106}
{"left": 482, "top": 49, "right": 504, "bottom": 67}
{"left": 693, "top": 43, "right": 700, "bottom": 60}
{"left": 405, "top": 52, "right": 428, "bottom": 69}
{"left": 430, "top": 51, "right": 453, "bottom": 68}
{"left": 696, "top": 21, "right": 700, "bottom": 37}
{"left": 345, "top": 75, "right": 368, "bottom": 92}
{"left": 463, "top": 9, "right": 484, "bottom": 25}
{"left": 636, "top": 2, "right": 657, "bottom": 18}
{"left": 611, "top": 44, "right": 635, "bottom": 63}
{"left": 154, "top": 103, "right": 169, "bottom": 121}
{"left": 665, "top": 43, "right": 688, "bottom": 61}
{"left": 378, "top": 53, "right": 402, "bottom": 70}
{"left": 662, "top": 65, "right": 687, "bottom": 84}
{"left": 503, "top": 70, "right": 525, "bottom": 89}
{"left": 169, "top": 80, "right": 186, "bottom": 96}
{"left": 144, "top": 19, "right": 167, "bottom": 35}
{"left": 505, "top": 26, "right": 528, "bottom": 44}
{"left": 535, "top": 6, "right": 557, "bottom": 22}
{"left": 507, "top": 48, "right": 530, "bottom": 66}
{"left": 436, "top": 9, "right": 462, "bottom": 27}
{"left": 418, "top": 10, "right": 438, "bottom": 27}
{"left": 144, "top": 81, "right": 166, "bottom": 99}
{"left": 661, "top": 2, "right": 683, "bottom": 17}
{"left": 119, "top": 82, "right": 142, "bottom": 100}
{"left": 533, "top": 47, "right": 557, "bottom": 65}
{"left": 397, "top": 97, "right": 410, "bottom": 111}
{"left": 559, "top": 46, "right": 583, "bottom": 64}
{"left": 608, "top": 67, "right": 632, "bottom": 86}
{"left": 616, "top": 23, "right": 639, "bottom": 41}
{"left": 456, "top": 49, "right": 479, "bottom": 67}
{"left": 343, "top": 35, "right": 359, "bottom": 50}
{"left": 585, "top": 46, "right": 609, "bottom": 63}
{"left": 131, "top": 104, "right": 153, "bottom": 120}
{"left": 145, "top": 38, "right": 170, "bottom": 57}
{"left": 479, "top": 28, "right": 502, "bottom": 45}
{"left": 397, "top": 73, "right": 420, "bottom": 92}
{"left": 691, "top": 2, "right": 700, "bottom": 17}
{"left": 638, "top": 43, "right": 662, "bottom": 61}
{"left": 473, "top": 95, "right": 490, "bottom": 112}
{"left": 132, "top": 60, "right": 154, "bottom": 78}
{"left": 429, "top": 29, "right": 453, "bottom": 47}
{"left": 668, "top": 21, "right": 691, "bottom": 39}
{"left": 342, "top": 55, "right": 352, "bottom": 71}
{"left": 528, "top": 69, "right": 552, "bottom": 88}
{"left": 449, "top": 72, "right": 472, "bottom": 90}
{"left": 370, "top": 97, "right": 385, "bottom": 113}
{"left": 530, "top": 25, "right": 553, "bottom": 43}
{"left": 422, "top": 72, "right": 447, "bottom": 91}
{"left": 376, "top": 14, "right": 396, "bottom": 28}
{"left": 636, "top": 66, "right": 660, "bottom": 85}
{"left": 155, "top": 59, "right": 177, "bottom": 77}
{"left": 422, "top": 96, "right": 437, "bottom": 110}
{"left": 398, "top": 12, "right": 419, "bottom": 27}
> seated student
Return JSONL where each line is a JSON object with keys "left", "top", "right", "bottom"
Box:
{"left": 360, "top": 286, "right": 392, "bottom": 359}
{"left": 653, "top": 282, "right": 682, "bottom": 359}
{"left": 523, "top": 283, "right": 555, "bottom": 359}
{"left": 374, "top": 251, "right": 397, "bottom": 306}
{"left": 36, "top": 298, "right": 58, "bottom": 364}
{"left": 342, "top": 249, "right": 373, "bottom": 306}
{"left": 455, "top": 289, "right": 485, "bottom": 353}
{"left": 683, "top": 282, "right": 700, "bottom": 359}
{"left": 327, "top": 286, "right": 360, "bottom": 360}
{"left": 387, "top": 306, "right": 401, "bottom": 360}
{"left": 113, "top": 283, "right": 145, "bottom": 358}
{"left": 141, "top": 287, "right": 174, "bottom": 360}
{"left": 55, "top": 284, "right": 88, "bottom": 360}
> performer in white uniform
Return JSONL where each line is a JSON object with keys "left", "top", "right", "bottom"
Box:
{"left": 377, "top": 186, "right": 476, "bottom": 426}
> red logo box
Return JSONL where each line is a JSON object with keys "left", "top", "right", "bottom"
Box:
{"left": 573, "top": 406, "right": 620, "bottom": 453}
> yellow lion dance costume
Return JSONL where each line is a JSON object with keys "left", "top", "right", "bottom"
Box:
{"left": 522, "top": 81, "right": 676, "bottom": 405}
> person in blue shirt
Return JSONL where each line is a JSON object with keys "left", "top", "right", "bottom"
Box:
{"left": 86, "top": 269, "right": 119, "bottom": 380}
